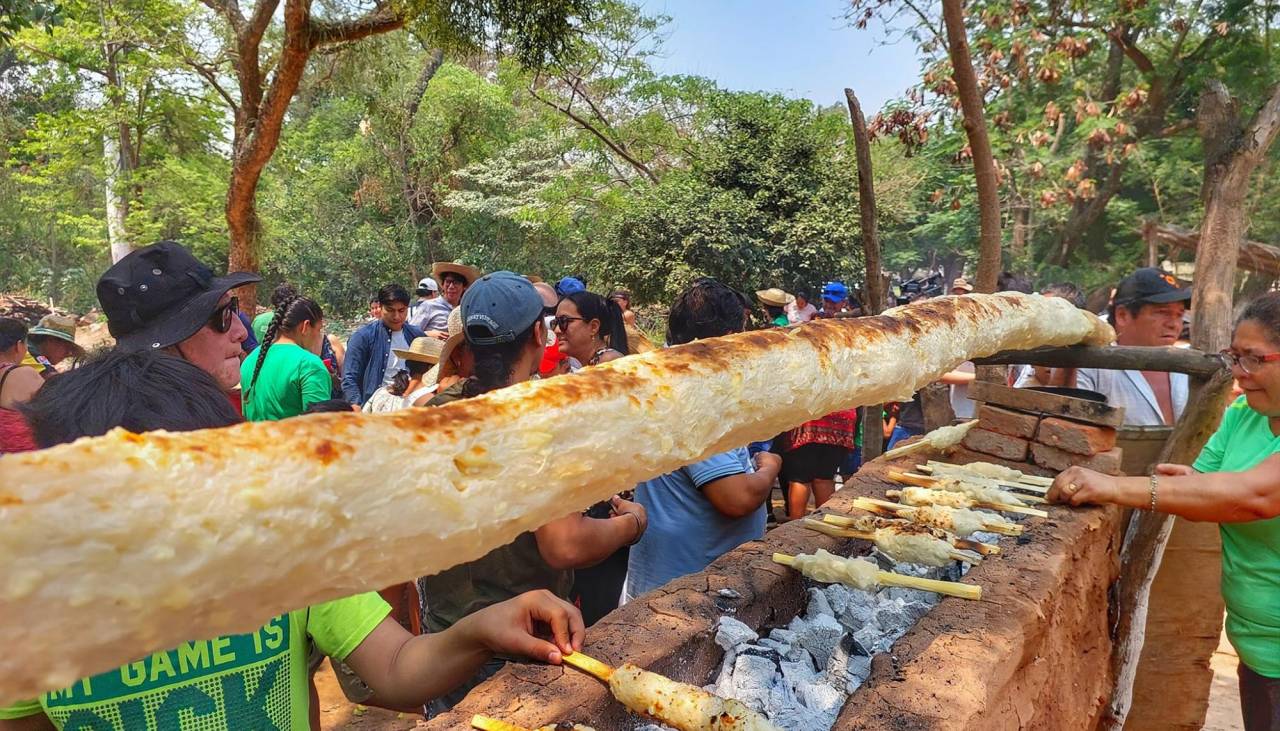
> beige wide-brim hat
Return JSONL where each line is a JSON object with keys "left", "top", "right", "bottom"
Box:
{"left": 755, "top": 288, "right": 796, "bottom": 308}
{"left": 392, "top": 336, "right": 444, "bottom": 364}
{"left": 424, "top": 307, "right": 467, "bottom": 385}
{"left": 431, "top": 262, "right": 483, "bottom": 286}
{"left": 28, "top": 313, "right": 84, "bottom": 354}
{"left": 951, "top": 278, "right": 974, "bottom": 293}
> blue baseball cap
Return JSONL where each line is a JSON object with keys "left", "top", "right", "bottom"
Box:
{"left": 822, "top": 281, "right": 849, "bottom": 302}
{"left": 461, "top": 271, "right": 544, "bottom": 346}
{"left": 555, "top": 276, "right": 586, "bottom": 296}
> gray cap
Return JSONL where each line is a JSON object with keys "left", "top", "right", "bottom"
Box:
{"left": 461, "top": 271, "right": 543, "bottom": 345}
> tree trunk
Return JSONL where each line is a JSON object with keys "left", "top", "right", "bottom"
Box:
{"left": 1010, "top": 202, "right": 1029, "bottom": 258}
{"left": 844, "top": 88, "right": 883, "bottom": 317}
{"left": 941, "top": 0, "right": 1001, "bottom": 294}
{"left": 103, "top": 131, "right": 132, "bottom": 263}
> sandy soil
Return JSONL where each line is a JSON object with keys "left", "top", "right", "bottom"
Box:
{"left": 1203, "top": 618, "right": 1243, "bottom": 731}
{"left": 315, "top": 658, "right": 424, "bottom": 731}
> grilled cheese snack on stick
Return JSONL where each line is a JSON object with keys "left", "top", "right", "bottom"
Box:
{"left": 562, "top": 653, "right": 779, "bottom": 731}
{"left": 0, "top": 293, "right": 1105, "bottom": 700}
{"left": 852, "top": 496, "right": 1022, "bottom": 536}
{"left": 773, "top": 550, "right": 982, "bottom": 600}
{"left": 817, "top": 513, "right": 999, "bottom": 555}
{"left": 882, "top": 420, "right": 977, "bottom": 460}
{"left": 471, "top": 716, "right": 596, "bottom": 731}
{"left": 804, "top": 517, "right": 983, "bottom": 565}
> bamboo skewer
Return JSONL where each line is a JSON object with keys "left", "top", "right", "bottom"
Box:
{"left": 562, "top": 651, "right": 614, "bottom": 681}
{"left": 807, "top": 514, "right": 998, "bottom": 557}
{"left": 802, "top": 518, "right": 982, "bottom": 564}
{"left": 920, "top": 461, "right": 1051, "bottom": 494}
{"left": 887, "top": 471, "right": 1050, "bottom": 517}
{"left": 472, "top": 716, "right": 531, "bottom": 731}
{"left": 851, "top": 496, "right": 1023, "bottom": 536}
{"left": 773, "top": 552, "right": 982, "bottom": 600}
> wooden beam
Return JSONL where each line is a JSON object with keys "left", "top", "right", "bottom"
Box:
{"left": 969, "top": 381, "right": 1128, "bottom": 428}
{"left": 974, "top": 345, "right": 1227, "bottom": 379}
{"left": 1143, "top": 221, "right": 1280, "bottom": 277}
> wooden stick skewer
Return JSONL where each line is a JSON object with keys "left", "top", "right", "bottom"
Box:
{"left": 919, "top": 461, "right": 1052, "bottom": 493}
{"left": 802, "top": 518, "right": 982, "bottom": 563}
{"left": 887, "top": 472, "right": 1050, "bottom": 518}
{"left": 818, "top": 512, "right": 1001, "bottom": 555}
{"left": 773, "top": 552, "right": 982, "bottom": 600}
{"left": 472, "top": 716, "right": 531, "bottom": 731}
{"left": 850, "top": 496, "right": 1023, "bottom": 536}
{"left": 561, "top": 651, "right": 614, "bottom": 682}
{"left": 902, "top": 470, "right": 1049, "bottom": 504}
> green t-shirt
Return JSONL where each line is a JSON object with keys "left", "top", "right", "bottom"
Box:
{"left": 251, "top": 311, "right": 274, "bottom": 344}
{"left": 1192, "top": 396, "right": 1280, "bottom": 677}
{"left": 0, "top": 592, "right": 389, "bottom": 730}
{"left": 241, "top": 343, "right": 331, "bottom": 422}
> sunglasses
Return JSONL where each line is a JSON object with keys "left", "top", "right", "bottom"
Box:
{"left": 553, "top": 315, "right": 583, "bottom": 332}
{"left": 1220, "top": 349, "right": 1280, "bottom": 375}
{"left": 209, "top": 297, "right": 239, "bottom": 334}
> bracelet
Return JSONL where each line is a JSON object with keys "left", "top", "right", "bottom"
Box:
{"left": 1148, "top": 474, "right": 1159, "bottom": 512}
{"left": 622, "top": 511, "right": 644, "bottom": 545}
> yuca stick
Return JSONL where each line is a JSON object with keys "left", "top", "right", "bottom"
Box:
{"left": 773, "top": 551, "right": 982, "bottom": 600}
{"left": 920, "top": 461, "right": 1050, "bottom": 494}
{"left": 0, "top": 293, "right": 1108, "bottom": 701}
{"left": 471, "top": 716, "right": 595, "bottom": 731}
{"left": 819, "top": 513, "right": 1000, "bottom": 555}
{"left": 806, "top": 516, "right": 993, "bottom": 559}
{"left": 887, "top": 474, "right": 1050, "bottom": 518}
{"left": 893, "top": 470, "right": 1036, "bottom": 506}
{"left": 562, "top": 652, "right": 779, "bottom": 731}
{"left": 850, "top": 496, "right": 1022, "bottom": 537}
{"left": 882, "top": 420, "right": 978, "bottom": 460}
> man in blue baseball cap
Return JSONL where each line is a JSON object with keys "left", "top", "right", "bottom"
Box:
{"left": 555, "top": 276, "right": 586, "bottom": 297}
{"left": 819, "top": 281, "right": 851, "bottom": 318}
{"left": 420, "top": 271, "right": 646, "bottom": 711}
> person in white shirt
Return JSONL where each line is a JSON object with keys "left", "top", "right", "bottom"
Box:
{"left": 786, "top": 288, "right": 818, "bottom": 324}
{"left": 1063, "top": 268, "right": 1191, "bottom": 426}
{"left": 408, "top": 276, "right": 439, "bottom": 329}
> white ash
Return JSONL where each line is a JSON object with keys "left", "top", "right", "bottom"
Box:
{"left": 704, "top": 547, "right": 988, "bottom": 731}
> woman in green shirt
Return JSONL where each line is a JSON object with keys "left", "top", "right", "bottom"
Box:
{"left": 1048, "top": 292, "right": 1280, "bottom": 731}
{"left": 241, "top": 295, "right": 330, "bottom": 421}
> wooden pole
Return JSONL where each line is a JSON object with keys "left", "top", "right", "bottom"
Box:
{"left": 845, "top": 86, "right": 886, "bottom": 462}
{"left": 844, "top": 88, "right": 884, "bottom": 316}
{"left": 941, "top": 0, "right": 1001, "bottom": 295}
{"left": 974, "top": 345, "right": 1226, "bottom": 379}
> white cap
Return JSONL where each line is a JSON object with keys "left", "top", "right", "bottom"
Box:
{"left": 417, "top": 277, "right": 439, "bottom": 293}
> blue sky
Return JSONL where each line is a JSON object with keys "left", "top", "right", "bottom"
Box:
{"left": 638, "top": 0, "right": 923, "bottom": 114}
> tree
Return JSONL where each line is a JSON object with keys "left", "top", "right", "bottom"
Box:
{"left": 189, "top": 0, "right": 597, "bottom": 308}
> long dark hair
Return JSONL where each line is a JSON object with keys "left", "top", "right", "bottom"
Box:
{"left": 247, "top": 294, "right": 324, "bottom": 398}
{"left": 667, "top": 278, "right": 747, "bottom": 345}
{"left": 564, "top": 290, "right": 629, "bottom": 355}
{"left": 463, "top": 322, "right": 540, "bottom": 398}
{"left": 21, "top": 349, "right": 240, "bottom": 448}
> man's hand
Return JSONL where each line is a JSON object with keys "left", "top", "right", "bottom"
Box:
{"left": 610, "top": 495, "right": 647, "bottom": 543}
{"left": 1155, "top": 463, "right": 1196, "bottom": 477}
{"left": 425, "top": 330, "right": 449, "bottom": 340}
{"left": 1046, "top": 466, "right": 1117, "bottom": 506}
{"left": 753, "top": 451, "right": 782, "bottom": 478}
{"left": 463, "top": 590, "right": 584, "bottom": 665}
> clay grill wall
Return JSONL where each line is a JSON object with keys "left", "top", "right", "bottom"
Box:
{"left": 424, "top": 452, "right": 1124, "bottom": 731}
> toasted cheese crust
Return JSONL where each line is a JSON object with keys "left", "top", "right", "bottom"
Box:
{"left": 608, "top": 663, "right": 779, "bottom": 730}
{"left": 0, "top": 293, "right": 1110, "bottom": 701}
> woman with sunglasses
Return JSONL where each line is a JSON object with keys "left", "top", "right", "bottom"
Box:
{"left": 1047, "top": 292, "right": 1280, "bottom": 731}
{"left": 241, "top": 294, "right": 330, "bottom": 421}
{"left": 554, "top": 291, "right": 629, "bottom": 369}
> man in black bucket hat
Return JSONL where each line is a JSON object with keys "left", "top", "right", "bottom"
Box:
{"left": 96, "top": 241, "right": 262, "bottom": 391}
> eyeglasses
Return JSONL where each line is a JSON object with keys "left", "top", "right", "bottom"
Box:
{"left": 553, "top": 315, "right": 583, "bottom": 332}
{"left": 209, "top": 297, "right": 239, "bottom": 333}
{"left": 1220, "top": 349, "right": 1280, "bottom": 375}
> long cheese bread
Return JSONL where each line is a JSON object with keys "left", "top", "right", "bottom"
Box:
{"left": 0, "top": 293, "right": 1111, "bottom": 700}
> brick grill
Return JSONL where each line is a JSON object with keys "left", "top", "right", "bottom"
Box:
{"left": 423, "top": 448, "right": 1124, "bottom": 731}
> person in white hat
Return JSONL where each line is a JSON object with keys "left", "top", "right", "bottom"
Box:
{"left": 408, "top": 276, "right": 440, "bottom": 331}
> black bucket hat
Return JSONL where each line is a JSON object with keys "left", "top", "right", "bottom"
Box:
{"left": 97, "top": 241, "right": 261, "bottom": 351}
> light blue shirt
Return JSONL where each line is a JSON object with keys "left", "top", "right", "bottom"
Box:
{"left": 626, "top": 448, "right": 762, "bottom": 598}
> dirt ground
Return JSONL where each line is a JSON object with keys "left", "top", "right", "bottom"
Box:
{"left": 315, "top": 659, "right": 424, "bottom": 731}
{"left": 1203, "top": 617, "right": 1244, "bottom": 731}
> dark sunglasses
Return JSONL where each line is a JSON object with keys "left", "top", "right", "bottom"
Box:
{"left": 553, "top": 315, "right": 583, "bottom": 332}
{"left": 209, "top": 297, "right": 239, "bottom": 333}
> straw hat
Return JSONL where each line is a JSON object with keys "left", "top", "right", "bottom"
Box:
{"left": 28, "top": 314, "right": 83, "bottom": 354}
{"left": 424, "top": 307, "right": 467, "bottom": 386}
{"left": 431, "top": 261, "right": 482, "bottom": 286}
{"left": 951, "top": 277, "right": 974, "bottom": 293}
{"left": 392, "top": 336, "right": 444, "bottom": 364}
{"left": 755, "top": 288, "right": 796, "bottom": 308}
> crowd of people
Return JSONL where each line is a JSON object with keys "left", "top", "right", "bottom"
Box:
{"left": 0, "top": 240, "right": 1276, "bottom": 729}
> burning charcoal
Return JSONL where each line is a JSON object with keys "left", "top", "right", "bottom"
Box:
{"left": 729, "top": 653, "right": 778, "bottom": 712}
{"left": 851, "top": 624, "right": 883, "bottom": 656}
{"left": 797, "top": 679, "right": 845, "bottom": 716}
{"left": 824, "top": 583, "right": 852, "bottom": 616}
{"left": 714, "top": 616, "right": 758, "bottom": 651}
{"left": 971, "top": 530, "right": 1001, "bottom": 545}
{"left": 771, "top": 704, "right": 828, "bottom": 731}
{"left": 806, "top": 587, "right": 833, "bottom": 618}
{"left": 796, "top": 613, "right": 843, "bottom": 668}
{"left": 780, "top": 657, "right": 818, "bottom": 693}
{"left": 822, "top": 637, "right": 853, "bottom": 688}
{"left": 885, "top": 586, "right": 935, "bottom": 605}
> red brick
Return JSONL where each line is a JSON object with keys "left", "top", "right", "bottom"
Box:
{"left": 977, "top": 404, "right": 1040, "bottom": 439}
{"left": 1030, "top": 443, "right": 1123, "bottom": 475}
{"left": 1036, "top": 417, "right": 1118, "bottom": 456}
{"left": 962, "top": 427, "right": 1030, "bottom": 462}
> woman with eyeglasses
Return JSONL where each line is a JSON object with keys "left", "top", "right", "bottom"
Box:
{"left": 241, "top": 294, "right": 331, "bottom": 421}
{"left": 554, "top": 291, "right": 629, "bottom": 369}
{"left": 1047, "top": 292, "right": 1280, "bottom": 731}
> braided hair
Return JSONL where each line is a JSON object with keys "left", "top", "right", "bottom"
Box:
{"left": 246, "top": 294, "right": 324, "bottom": 398}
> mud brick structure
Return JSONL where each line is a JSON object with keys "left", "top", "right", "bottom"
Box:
{"left": 424, "top": 450, "right": 1124, "bottom": 731}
